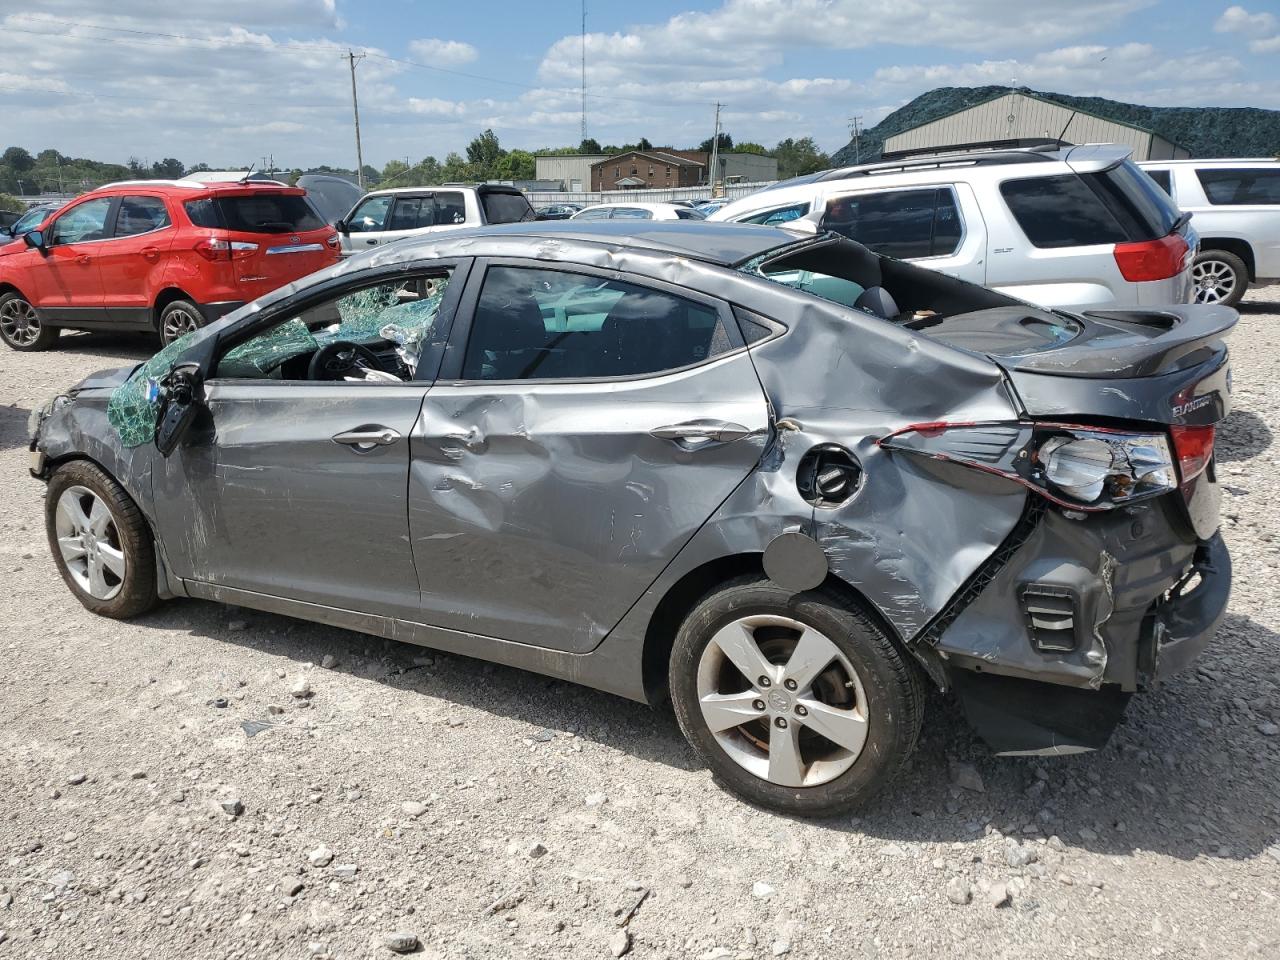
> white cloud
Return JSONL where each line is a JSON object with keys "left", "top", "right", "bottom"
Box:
{"left": 1214, "top": 5, "right": 1280, "bottom": 54}
{"left": 405, "top": 97, "right": 468, "bottom": 117}
{"left": 407, "top": 38, "right": 478, "bottom": 67}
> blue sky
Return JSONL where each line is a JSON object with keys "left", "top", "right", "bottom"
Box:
{"left": 4, "top": 1, "right": 1279, "bottom": 170}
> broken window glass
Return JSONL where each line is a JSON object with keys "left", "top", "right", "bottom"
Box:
{"left": 106, "top": 331, "right": 200, "bottom": 448}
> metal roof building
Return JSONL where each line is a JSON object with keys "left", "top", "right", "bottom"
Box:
{"left": 884, "top": 91, "right": 1190, "bottom": 161}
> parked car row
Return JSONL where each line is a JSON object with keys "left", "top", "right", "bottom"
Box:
{"left": 3, "top": 146, "right": 1273, "bottom": 353}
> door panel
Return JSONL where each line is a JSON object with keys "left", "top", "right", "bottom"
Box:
{"left": 154, "top": 383, "right": 430, "bottom": 621}
{"left": 100, "top": 195, "right": 177, "bottom": 321}
{"left": 35, "top": 196, "right": 116, "bottom": 314}
{"left": 408, "top": 351, "right": 770, "bottom": 652}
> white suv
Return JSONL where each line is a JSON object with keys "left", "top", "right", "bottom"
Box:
{"left": 710, "top": 144, "right": 1195, "bottom": 311}
{"left": 336, "top": 184, "right": 534, "bottom": 256}
{"left": 1139, "top": 158, "right": 1280, "bottom": 306}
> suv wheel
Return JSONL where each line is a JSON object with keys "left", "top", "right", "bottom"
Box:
{"left": 0, "top": 291, "right": 59, "bottom": 351}
{"left": 1192, "top": 250, "right": 1248, "bottom": 307}
{"left": 45, "top": 461, "right": 158, "bottom": 619}
{"left": 159, "top": 299, "right": 204, "bottom": 347}
{"left": 669, "top": 576, "right": 924, "bottom": 816}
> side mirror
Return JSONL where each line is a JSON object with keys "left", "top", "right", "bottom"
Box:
{"left": 24, "top": 230, "right": 45, "bottom": 251}
{"left": 155, "top": 363, "right": 205, "bottom": 457}
{"left": 0, "top": 225, "right": 11, "bottom": 238}
{"left": 333, "top": 218, "right": 348, "bottom": 234}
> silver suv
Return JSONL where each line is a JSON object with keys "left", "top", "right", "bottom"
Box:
{"left": 336, "top": 184, "right": 535, "bottom": 256}
{"left": 710, "top": 144, "right": 1196, "bottom": 311}
{"left": 1139, "top": 159, "right": 1280, "bottom": 306}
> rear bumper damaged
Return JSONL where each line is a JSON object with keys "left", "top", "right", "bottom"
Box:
{"left": 936, "top": 495, "right": 1230, "bottom": 755}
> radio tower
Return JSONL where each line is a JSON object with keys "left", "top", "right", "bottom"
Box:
{"left": 580, "top": 1, "right": 587, "bottom": 143}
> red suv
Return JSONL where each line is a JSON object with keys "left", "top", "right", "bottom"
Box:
{"left": 0, "top": 180, "right": 340, "bottom": 350}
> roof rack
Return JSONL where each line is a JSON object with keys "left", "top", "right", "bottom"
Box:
{"left": 815, "top": 139, "right": 1063, "bottom": 183}
{"left": 880, "top": 137, "right": 1067, "bottom": 161}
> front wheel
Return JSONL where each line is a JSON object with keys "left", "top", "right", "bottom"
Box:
{"left": 1192, "top": 250, "right": 1248, "bottom": 306}
{"left": 45, "top": 461, "right": 158, "bottom": 619}
{"left": 158, "top": 299, "right": 204, "bottom": 347}
{"left": 0, "top": 291, "right": 59, "bottom": 351}
{"left": 669, "top": 576, "right": 924, "bottom": 816}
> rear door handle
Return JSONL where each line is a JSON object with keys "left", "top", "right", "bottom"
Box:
{"left": 650, "top": 420, "right": 756, "bottom": 444}
{"left": 332, "top": 425, "right": 401, "bottom": 451}
{"left": 141, "top": 246, "right": 160, "bottom": 262}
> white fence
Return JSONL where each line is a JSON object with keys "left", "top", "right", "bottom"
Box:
{"left": 525, "top": 180, "right": 776, "bottom": 206}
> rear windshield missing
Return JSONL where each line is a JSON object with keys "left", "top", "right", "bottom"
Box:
{"left": 184, "top": 194, "right": 325, "bottom": 234}
{"left": 481, "top": 191, "right": 535, "bottom": 224}
{"left": 1000, "top": 161, "right": 1180, "bottom": 249}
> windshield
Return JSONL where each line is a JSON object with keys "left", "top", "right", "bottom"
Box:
{"left": 184, "top": 194, "right": 325, "bottom": 234}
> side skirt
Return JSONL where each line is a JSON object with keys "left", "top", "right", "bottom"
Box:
{"left": 182, "top": 580, "right": 649, "bottom": 703}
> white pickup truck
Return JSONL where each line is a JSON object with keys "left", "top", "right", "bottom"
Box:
{"left": 336, "top": 184, "right": 535, "bottom": 256}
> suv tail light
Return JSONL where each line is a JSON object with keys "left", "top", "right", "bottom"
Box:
{"left": 1113, "top": 232, "right": 1189, "bottom": 283}
{"left": 1169, "top": 424, "right": 1214, "bottom": 483}
{"left": 194, "top": 238, "right": 259, "bottom": 262}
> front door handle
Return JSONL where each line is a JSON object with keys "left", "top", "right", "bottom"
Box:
{"left": 365, "top": 239, "right": 378, "bottom": 245}
{"left": 650, "top": 420, "right": 756, "bottom": 445}
{"left": 76, "top": 254, "right": 91, "bottom": 266}
{"left": 332, "top": 425, "right": 401, "bottom": 451}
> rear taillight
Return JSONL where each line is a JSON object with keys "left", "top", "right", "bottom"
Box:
{"left": 325, "top": 233, "right": 339, "bottom": 249}
{"left": 1169, "top": 424, "right": 1214, "bottom": 482}
{"left": 1113, "top": 232, "right": 1189, "bottom": 283}
{"left": 193, "top": 238, "right": 259, "bottom": 262}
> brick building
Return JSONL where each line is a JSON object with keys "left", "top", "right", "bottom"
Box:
{"left": 591, "top": 150, "right": 707, "bottom": 191}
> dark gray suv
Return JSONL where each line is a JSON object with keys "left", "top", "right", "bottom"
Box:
{"left": 28, "top": 221, "right": 1233, "bottom": 814}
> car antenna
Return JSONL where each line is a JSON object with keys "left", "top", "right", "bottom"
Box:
{"left": 238, "top": 162, "right": 257, "bottom": 185}
{"left": 1055, "top": 111, "right": 1077, "bottom": 147}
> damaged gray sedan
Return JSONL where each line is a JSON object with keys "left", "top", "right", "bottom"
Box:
{"left": 29, "top": 221, "right": 1233, "bottom": 815}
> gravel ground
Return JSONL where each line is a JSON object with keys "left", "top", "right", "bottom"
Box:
{"left": 0, "top": 291, "right": 1278, "bottom": 960}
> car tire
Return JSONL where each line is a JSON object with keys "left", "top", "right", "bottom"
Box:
{"left": 0, "top": 291, "right": 59, "bottom": 351}
{"left": 1192, "top": 249, "right": 1248, "bottom": 307}
{"left": 45, "top": 460, "right": 158, "bottom": 619}
{"left": 669, "top": 575, "right": 924, "bottom": 816}
{"left": 158, "top": 299, "right": 204, "bottom": 347}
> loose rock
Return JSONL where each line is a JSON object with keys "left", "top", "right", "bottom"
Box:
{"left": 949, "top": 760, "right": 985, "bottom": 793}
{"left": 609, "top": 928, "right": 632, "bottom": 957}
{"left": 946, "top": 877, "right": 973, "bottom": 905}
{"left": 381, "top": 931, "right": 419, "bottom": 954}
{"left": 752, "top": 881, "right": 776, "bottom": 899}
{"left": 401, "top": 800, "right": 428, "bottom": 818}
{"left": 221, "top": 798, "right": 245, "bottom": 817}
{"left": 308, "top": 846, "right": 335, "bottom": 867}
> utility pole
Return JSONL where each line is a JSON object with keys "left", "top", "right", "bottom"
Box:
{"left": 580, "top": 0, "right": 587, "bottom": 144}
{"left": 347, "top": 50, "right": 367, "bottom": 189}
{"left": 708, "top": 102, "right": 722, "bottom": 196}
{"left": 849, "top": 116, "right": 862, "bottom": 164}
{"left": 55, "top": 155, "right": 65, "bottom": 194}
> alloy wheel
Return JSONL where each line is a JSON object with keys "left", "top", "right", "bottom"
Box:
{"left": 1192, "top": 259, "right": 1237, "bottom": 304}
{"left": 695, "top": 614, "right": 869, "bottom": 788}
{"left": 54, "top": 485, "right": 126, "bottom": 601}
{"left": 161, "top": 305, "right": 201, "bottom": 345}
{"left": 0, "top": 297, "right": 42, "bottom": 347}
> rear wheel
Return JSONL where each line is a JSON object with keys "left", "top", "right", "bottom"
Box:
{"left": 159, "top": 299, "right": 204, "bottom": 347}
{"left": 669, "top": 576, "right": 923, "bottom": 816}
{"left": 0, "top": 291, "right": 59, "bottom": 351}
{"left": 45, "top": 461, "right": 158, "bottom": 619}
{"left": 1192, "top": 250, "right": 1248, "bottom": 306}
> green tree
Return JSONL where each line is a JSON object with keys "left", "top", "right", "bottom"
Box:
{"left": 734, "top": 141, "right": 769, "bottom": 155}
{"left": 2, "top": 147, "right": 34, "bottom": 172}
{"left": 773, "top": 137, "right": 829, "bottom": 178}
{"left": 0, "top": 192, "right": 22, "bottom": 213}
{"left": 151, "top": 157, "right": 185, "bottom": 178}
{"left": 578, "top": 138, "right": 602, "bottom": 154}
{"left": 441, "top": 152, "right": 474, "bottom": 183}
{"left": 466, "top": 129, "right": 504, "bottom": 176}
{"left": 698, "top": 132, "right": 734, "bottom": 153}
{"left": 381, "top": 159, "right": 410, "bottom": 183}
{"left": 415, "top": 156, "right": 444, "bottom": 184}
{"left": 495, "top": 149, "right": 535, "bottom": 181}
{"left": 636, "top": 137, "right": 652, "bottom": 151}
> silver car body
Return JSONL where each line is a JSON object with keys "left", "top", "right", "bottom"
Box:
{"left": 711, "top": 145, "right": 1195, "bottom": 311}
{"left": 30, "top": 222, "right": 1232, "bottom": 755}
{"left": 1139, "top": 158, "right": 1280, "bottom": 283}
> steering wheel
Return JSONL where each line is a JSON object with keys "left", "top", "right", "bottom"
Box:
{"left": 308, "top": 340, "right": 383, "bottom": 381}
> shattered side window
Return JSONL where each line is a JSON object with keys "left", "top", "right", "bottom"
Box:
{"left": 215, "top": 274, "right": 453, "bottom": 380}
{"left": 218, "top": 319, "right": 320, "bottom": 378}
{"left": 106, "top": 332, "right": 201, "bottom": 448}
